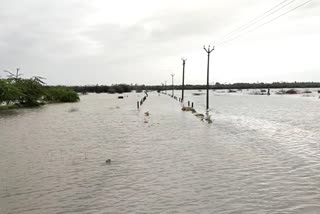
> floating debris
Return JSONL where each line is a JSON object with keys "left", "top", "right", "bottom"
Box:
{"left": 276, "top": 89, "right": 299, "bottom": 95}
{"left": 194, "top": 113, "right": 204, "bottom": 118}
{"left": 182, "top": 106, "right": 212, "bottom": 124}
{"left": 228, "top": 89, "right": 237, "bottom": 93}
{"left": 285, "top": 89, "right": 298, "bottom": 94}
{"left": 182, "top": 106, "right": 196, "bottom": 113}
{"left": 192, "top": 93, "right": 205, "bottom": 96}
{"left": 105, "top": 159, "right": 111, "bottom": 164}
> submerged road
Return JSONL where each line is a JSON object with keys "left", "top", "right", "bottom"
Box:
{"left": 0, "top": 92, "right": 319, "bottom": 214}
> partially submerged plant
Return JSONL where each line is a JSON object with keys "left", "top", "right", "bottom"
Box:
{"left": 285, "top": 89, "right": 298, "bottom": 94}
{"left": 44, "top": 87, "right": 79, "bottom": 103}
{"left": 182, "top": 106, "right": 196, "bottom": 113}
{"left": 195, "top": 113, "right": 204, "bottom": 118}
{"left": 1, "top": 69, "right": 79, "bottom": 108}
{"left": 303, "top": 90, "right": 312, "bottom": 94}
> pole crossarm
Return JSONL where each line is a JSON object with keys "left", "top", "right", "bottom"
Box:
{"left": 203, "top": 45, "right": 214, "bottom": 53}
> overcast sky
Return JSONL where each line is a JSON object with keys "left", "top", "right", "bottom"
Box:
{"left": 0, "top": 0, "right": 319, "bottom": 85}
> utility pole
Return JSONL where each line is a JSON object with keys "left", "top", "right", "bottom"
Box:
{"left": 181, "top": 58, "right": 187, "bottom": 102}
{"left": 165, "top": 81, "right": 167, "bottom": 94}
{"left": 170, "top": 73, "right": 175, "bottom": 97}
{"left": 203, "top": 45, "right": 214, "bottom": 111}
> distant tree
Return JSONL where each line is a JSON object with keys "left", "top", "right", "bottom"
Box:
{"left": 107, "top": 88, "right": 116, "bottom": 94}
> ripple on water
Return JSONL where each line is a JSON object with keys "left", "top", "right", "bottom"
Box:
{"left": 0, "top": 92, "right": 320, "bottom": 214}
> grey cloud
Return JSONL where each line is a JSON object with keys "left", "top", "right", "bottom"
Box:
{"left": 0, "top": 0, "right": 94, "bottom": 54}
{"left": 141, "top": 10, "right": 224, "bottom": 41}
{"left": 82, "top": 6, "right": 243, "bottom": 65}
{"left": 0, "top": 0, "right": 319, "bottom": 85}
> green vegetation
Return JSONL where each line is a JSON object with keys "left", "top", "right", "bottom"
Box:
{"left": 45, "top": 87, "right": 80, "bottom": 103}
{"left": 15, "top": 77, "right": 46, "bottom": 107}
{"left": 72, "top": 84, "right": 143, "bottom": 94}
{"left": 0, "top": 79, "right": 23, "bottom": 105}
{"left": 64, "top": 82, "right": 320, "bottom": 95}
{"left": 0, "top": 73, "right": 79, "bottom": 109}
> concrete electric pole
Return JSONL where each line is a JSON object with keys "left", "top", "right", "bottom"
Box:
{"left": 203, "top": 45, "right": 214, "bottom": 111}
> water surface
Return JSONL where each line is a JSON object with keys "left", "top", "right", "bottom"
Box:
{"left": 1, "top": 92, "right": 319, "bottom": 214}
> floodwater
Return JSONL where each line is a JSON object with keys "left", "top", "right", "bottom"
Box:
{"left": 0, "top": 91, "right": 320, "bottom": 214}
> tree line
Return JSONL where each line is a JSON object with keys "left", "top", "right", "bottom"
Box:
{"left": 145, "top": 82, "right": 320, "bottom": 91}
{"left": 72, "top": 84, "right": 146, "bottom": 94}
{"left": 66, "top": 82, "right": 320, "bottom": 95}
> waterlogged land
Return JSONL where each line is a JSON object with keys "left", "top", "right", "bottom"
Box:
{"left": 0, "top": 91, "right": 320, "bottom": 214}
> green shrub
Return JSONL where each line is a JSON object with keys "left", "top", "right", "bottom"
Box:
{"left": 0, "top": 79, "right": 23, "bottom": 104}
{"left": 45, "top": 87, "right": 79, "bottom": 103}
{"left": 14, "top": 78, "right": 45, "bottom": 107}
{"left": 285, "top": 89, "right": 298, "bottom": 94}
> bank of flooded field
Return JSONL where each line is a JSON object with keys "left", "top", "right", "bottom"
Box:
{"left": 1, "top": 92, "right": 319, "bottom": 214}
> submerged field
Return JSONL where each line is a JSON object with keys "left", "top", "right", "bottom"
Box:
{"left": 0, "top": 91, "right": 319, "bottom": 214}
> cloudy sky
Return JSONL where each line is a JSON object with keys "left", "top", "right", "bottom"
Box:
{"left": 0, "top": 0, "right": 319, "bottom": 85}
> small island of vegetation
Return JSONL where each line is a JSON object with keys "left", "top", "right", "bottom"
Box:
{"left": 0, "top": 69, "right": 79, "bottom": 110}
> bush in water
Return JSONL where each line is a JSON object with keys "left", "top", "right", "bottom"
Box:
{"left": 0, "top": 79, "right": 23, "bottom": 105}
{"left": 285, "top": 89, "right": 298, "bottom": 94}
{"left": 0, "top": 76, "right": 80, "bottom": 108}
{"left": 45, "top": 87, "right": 80, "bottom": 103}
{"left": 14, "top": 77, "right": 45, "bottom": 107}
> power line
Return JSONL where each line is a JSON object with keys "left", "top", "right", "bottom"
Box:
{"left": 217, "top": 0, "right": 313, "bottom": 47}
{"left": 218, "top": 0, "right": 312, "bottom": 46}
{"left": 215, "top": 0, "right": 297, "bottom": 44}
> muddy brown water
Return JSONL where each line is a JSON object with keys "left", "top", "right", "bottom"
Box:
{"left": 1, "top": 91, "right": 319, "bottom": 214}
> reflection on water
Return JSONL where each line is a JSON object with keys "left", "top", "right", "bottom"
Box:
{"left": 0, "top": 109, "right": 19, "bottom": 118}
{"left": 0, "top": 92, "right": 320, "bottom": 214}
